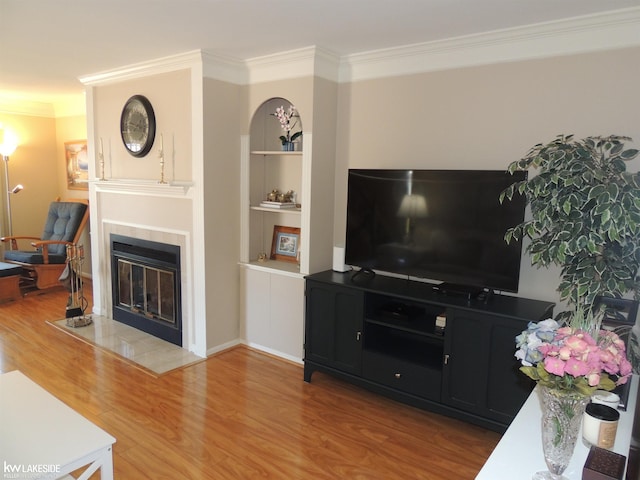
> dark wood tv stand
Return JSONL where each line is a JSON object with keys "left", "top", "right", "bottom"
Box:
{"left": 303, "top": 270, "right": 555, "bottom": 432}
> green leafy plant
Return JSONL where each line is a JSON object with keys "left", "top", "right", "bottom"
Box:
{"left": 500, "top": 134, "right": 640, "bottom": 308}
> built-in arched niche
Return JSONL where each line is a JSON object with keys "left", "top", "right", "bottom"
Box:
{"left": 245, "top": 96, "right": 304, "bottom": 271}
{"left": 250, "top": 97, "right": 304, "bottom": 152}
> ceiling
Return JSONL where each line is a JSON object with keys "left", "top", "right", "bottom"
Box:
{"left": 1, "top": 0, "right": 639, "bottom": 105}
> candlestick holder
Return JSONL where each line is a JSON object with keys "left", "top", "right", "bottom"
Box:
{"left": 158, "top": 133, "right": 168, "bottom": 184}
{"left": 99, "top": 138, "right": 107, "bottom": 181}
{"left": 158, "top": 149, "right": 168, "bottom": 184}
{"left": 99, "top": 152, "right": 107, "bottom": 181}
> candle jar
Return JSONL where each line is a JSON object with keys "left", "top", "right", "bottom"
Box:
{"left": 582, "top": 402, "right": 620, "bottom": 450}
{"left": 592, "top": 389, "right": 620, "bottom": 409}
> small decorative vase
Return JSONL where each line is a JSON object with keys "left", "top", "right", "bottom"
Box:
{"left": 281, "top": 141, "right": 295, "bottom": 151}
{"left": 533, "top": 385, "right": 590, "bottom": 480}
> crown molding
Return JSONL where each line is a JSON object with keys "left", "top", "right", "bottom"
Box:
{"left": 341, "top": 6, "right": 640, "bottom": 82}
{"left": 245, "top": 46, "right": 341, "bottom": 85}
{"left": 79, "top": 50, "right": 206, "bottom": 87}
{"left": 9, "top": 6, "right": 638, "bottom": 117}
{"left": 0, "top": 94, "right": 55, "bottom": 117}
{"left": 79, "top": 45, "right": 341, "bottom": 89}
{"left": 76, "top": 7, "right": 640, "bottom": 90}
{"left": 201, "top": 50, "right": 248, "bottom": 84}
{"left": 0, "top": 94, "right": 85, "bottom": 118}
{"left": 313, "top": 47, "right": 342, "bottom": 83}
{"left": 79, "top": 49, "right": 247, "bottom": 87}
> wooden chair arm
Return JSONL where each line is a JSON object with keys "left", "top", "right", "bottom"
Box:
{"left": 1, "top": 236, "right": 41, "bottom": 250}
{"left": 30, "top": 240, "right": 74, "bottom": 264}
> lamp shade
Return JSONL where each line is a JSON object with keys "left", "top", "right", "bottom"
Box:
{"left": 0, "top": 129, "right": 18, "bottom": 157}
{"left": 397, "top": 194, "right": 428, "bottom": 218}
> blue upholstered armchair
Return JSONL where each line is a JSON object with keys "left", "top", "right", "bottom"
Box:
{"left": 1, "top": 199, "right": 89, "bottom": 292}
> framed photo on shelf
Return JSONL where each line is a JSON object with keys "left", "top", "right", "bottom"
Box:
{"left": 64, "top": 139, "right": 89, "bottom": 190}
{"left": 597, "top": 296, "right": 639, "bottom": 329}
{"left": 271, "top": 225, "right": 300, "bottom": 263}
{"left": 596, "top": 296, "right": 639, "bottom": 410}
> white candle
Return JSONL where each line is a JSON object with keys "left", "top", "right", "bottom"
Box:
{"left": 160, "top": 133, "right": 163, "bottom": 152}
{"left": 100, "top": 138, "right": 103, "bottom": 156}
{"left": 582, "top": 402, "right": 619, "bottom": 449}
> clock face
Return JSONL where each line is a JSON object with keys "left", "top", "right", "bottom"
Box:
{"left": 120, "top": 95, "right": 156, "bottom": 157}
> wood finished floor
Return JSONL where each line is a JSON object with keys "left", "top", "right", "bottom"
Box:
{"left": 0, "top": 286, "right": 501, "bottom": 479}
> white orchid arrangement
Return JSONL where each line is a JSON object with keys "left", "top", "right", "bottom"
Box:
{"left": 273, "top": 105, "right": 302, "bottom": 145}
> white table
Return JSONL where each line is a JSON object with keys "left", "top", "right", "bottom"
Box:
{"left": 0, "top": 370, "right": 116, "bottom": 480}
{"left": 476, "top": 375, "right": 638, "bottom": 479}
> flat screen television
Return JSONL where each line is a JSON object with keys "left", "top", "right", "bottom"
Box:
{"left": 344, "top": 169, "right": 528, "bottom": 293}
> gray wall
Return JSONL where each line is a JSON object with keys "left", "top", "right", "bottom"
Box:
{"left": 334, "top": 46, "right": 640, "bottom": 309}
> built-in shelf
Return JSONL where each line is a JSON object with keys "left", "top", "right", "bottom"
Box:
{"left": 251, "top": 150, "right": 303, "bottom": 156}
{"left": 244, "top": 100, "right": 306, "bottom": 273}
{"left": 240, "top": 260, "right": 303, "bottom": 278}
{"left": 250, "top": 205, "right": 302, "bottom": 214}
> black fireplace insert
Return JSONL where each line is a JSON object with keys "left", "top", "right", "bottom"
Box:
{"left": 110, "top": 234, "right": 182, "bottom": 346}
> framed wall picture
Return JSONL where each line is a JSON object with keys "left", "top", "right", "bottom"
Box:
{"left": 270, "top": 225, "right": 300, "bottom": 263}
{"left": 65, "top": 140, "right": 89, "bottom": 190}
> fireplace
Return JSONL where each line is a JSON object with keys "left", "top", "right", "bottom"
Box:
{"left": 110, "top": 234, "right": 182, "bottom": 346}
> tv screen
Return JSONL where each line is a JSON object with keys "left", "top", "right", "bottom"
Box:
{"left": 344, "top": 169, "right": 528, "bottom": 293}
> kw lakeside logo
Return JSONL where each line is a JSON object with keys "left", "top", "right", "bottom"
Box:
{"left": 3, "top": 462, "right": 61, "bottom": 479}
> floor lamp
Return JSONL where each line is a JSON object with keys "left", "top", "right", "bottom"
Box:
{"left": 0, "top": 135, "right": 19, "bottom": 238}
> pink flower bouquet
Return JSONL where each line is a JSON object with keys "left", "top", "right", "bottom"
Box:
{"left": 515, "top": 319, "right": 632, "bottom": 395}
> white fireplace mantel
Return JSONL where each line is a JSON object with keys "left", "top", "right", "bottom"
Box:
{"left": 93, "top": 179, "right": 194, "bottom": 198}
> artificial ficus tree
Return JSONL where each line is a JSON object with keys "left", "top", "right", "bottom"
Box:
{"left": 500, "top": 134, "right": 640, "bottom": 309}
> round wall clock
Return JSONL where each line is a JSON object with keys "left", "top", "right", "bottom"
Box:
{"left": 120, "top": 95, "right": 156, "bottom": 157}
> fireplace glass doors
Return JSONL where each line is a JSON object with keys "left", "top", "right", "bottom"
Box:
{"left": 110, "top": 235, "right": 182, "bottom": 346}
{"left": 117, "top": 260, "right": 176, "bottom": 324}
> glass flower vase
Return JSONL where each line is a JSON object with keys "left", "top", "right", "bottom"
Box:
{"left": 533, "top": 385, "right": 590, "bottom": 480}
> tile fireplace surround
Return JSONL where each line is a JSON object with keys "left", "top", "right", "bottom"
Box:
{"left": 101, "top": 222, "right": 190, "bottom": 344}
{"left": 92, "top": 180, "right": 199, "bottom": 355}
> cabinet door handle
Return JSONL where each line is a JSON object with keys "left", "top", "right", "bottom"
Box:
{"left": 356, "top": 331, "right": 362, "bottom": 341}
{"left": 443, "top": 354, "right": 450, "bottom": 365}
